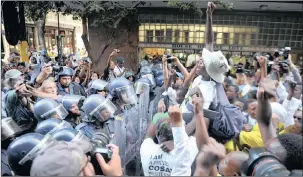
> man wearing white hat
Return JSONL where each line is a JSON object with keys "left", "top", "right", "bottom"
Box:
{"left": 190, "top": 48, "right": 230, "bottom": 109}
{"left": 187, "top": 2, "right": 230, "bottom": 110}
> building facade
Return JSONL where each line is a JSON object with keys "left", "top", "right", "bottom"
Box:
{"left": 137, "top": 7, "right": 303, "bottom": 65}
{"left": 2, "top": 12, "right": 85, "bottom": 59}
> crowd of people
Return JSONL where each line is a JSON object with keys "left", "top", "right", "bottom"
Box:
{"left": 1, "top": 2, "right": 302, "bottom": 176}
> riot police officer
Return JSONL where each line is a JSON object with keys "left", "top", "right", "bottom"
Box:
{"left": 33, "top": 98, "right": 68, "bottom": 122}
{"left": 108, "top": 77, "right": 138, "bottom": 112}
{"left": 76, "top": 94, "right": 118, "bottom": 140}
{"left": 139, "top": 66, "right": 156, "bottom": 88}
{"left": 50, "top": 128, "right": 92, "bottom": 153}
{"left": 87, "top": 79, "right": 109, "bottom": 97}
{"left": 35, "top": 118, "right": 72, "bottom": 135}
{"left": 60, "top": 94, "right": 85, "bottom": 127}
{"left": 7, "top": 133, "right": 53, "bottom": 176}
{"left": 57, "top": 67, "right": 85, "bottom": 96}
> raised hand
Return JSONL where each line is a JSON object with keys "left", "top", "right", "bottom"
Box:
{"left": 168, "top": 105, "right": 183, "bottom": 127}
{"left": 192, "top": 97, "right": 204, "bottom": 115}
{"left": 257, "top": 56, "right": 267, "bottom": 68}
{"left": 207, "top": 2, "right": 216, "bottom": 13}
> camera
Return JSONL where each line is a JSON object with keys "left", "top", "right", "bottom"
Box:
{"left": 166, "top": 55, "right": 173, "bottom": 63}
{"left": 273, "top": 47, "right": 291, "bottom": 60}
{"left": 90, "top": 133, "right": 112, "bottom": 162}
{"left": 283, "top": 47, "right": 291, "bottom": 60}
{"left": 89, "top": 133, "right": 113, "bottom": 175}
{"left": 241, "top": 147, "right": 291, "bottom": 176}
{"left": 277, "top": 61, "right": 290, "bottom": 74}
{"left": 52, "top": 65, "right": 63, "bottom": 73}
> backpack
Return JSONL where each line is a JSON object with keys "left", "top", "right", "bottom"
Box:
{"left": 208, "top": 83, "right": 245, "bottom": 143}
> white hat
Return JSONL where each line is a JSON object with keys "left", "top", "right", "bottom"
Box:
{"left": 270, "top": 102, "right": 291, "bottom": 128}
{"left": 202, "top": 48, "right": 230, "bottom": 83}
{"left": 4, "top": 69, "right": 23, "bottom": 80}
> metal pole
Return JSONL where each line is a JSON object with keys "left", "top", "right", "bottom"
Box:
{"left": 57, "top": 12, "right": 60, "bottom": 34}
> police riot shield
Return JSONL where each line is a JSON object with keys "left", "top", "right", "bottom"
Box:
{"left": 111, "top": 86, "right": 150, "bottom": 175}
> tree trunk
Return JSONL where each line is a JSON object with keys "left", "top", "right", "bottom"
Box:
{"left": 81, "top": 15, "right": 96, "bottom": 63}
{"left": 36, "top": 11, "right": 47, "bottom": 52}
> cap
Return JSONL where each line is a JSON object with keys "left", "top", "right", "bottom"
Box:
{"left": 116, "top": 57, "right": 125, "bottom": 64}
{"left": 30, "top": 141, "right": 86, "bottom": 176}
{"left": 4, "top": 69, "right": 23, "bottom": 80}
{"left": 176, "top": 72, "right": 184, "bottom": 79}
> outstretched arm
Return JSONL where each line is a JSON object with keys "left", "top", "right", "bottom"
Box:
{"left": 205, "top": 2, "right": 216, "bottom": 52}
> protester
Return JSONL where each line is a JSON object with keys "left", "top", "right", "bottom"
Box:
{"left": 1, "top": 1, "right": 302, "bottom": 176}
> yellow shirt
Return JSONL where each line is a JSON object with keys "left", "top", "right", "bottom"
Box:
{"left": 239, "top": 124, "right": 264, "bottom": 148}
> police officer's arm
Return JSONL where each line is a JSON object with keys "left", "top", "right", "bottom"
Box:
{"left": 205, "top": 2, "right": 216, "bottom": 52}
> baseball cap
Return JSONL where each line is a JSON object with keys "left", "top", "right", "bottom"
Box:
{"left": 176, "top": 72, "right": 184, "bottom": 79}
{"left": 116, "top": 57, "right": 125, "bottom": 64}
{"left": 30, "top": 141, "right": 87, "bottom": 176}
{"left": 4, "top": 69, "right": 23, "bottom": 80}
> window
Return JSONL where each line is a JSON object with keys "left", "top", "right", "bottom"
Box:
{"left": 146, "top": 30, "right": 153, "bottom": 42}
{"left": 155, "top": 30, "right": 164, "bottom": 42}
{"left": 234, "top": 33, "right": 240, "bottom": 45}
{"left": 241, "top": 34, "right": 246, "bottom": 45}
{"left": 223, "top": 33, "right": 229, "bottom": 44}
{"left": 184, "top": 31, "right": 189, "bottom": 43}
{"left": 214, "top": 32, "right": 217, "bottom": 44}
{"left": 166, "top": 29, "right": 172, "bottom": 42}
{"left": 250, "top": 33, "right": 256, "bottom": 46}
{"left": 175, "top": 30, "right": 180, "bottom": 43}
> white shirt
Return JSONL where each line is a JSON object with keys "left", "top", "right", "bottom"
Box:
{"left": 113, "top": 66, "right": 125, "bottom": 77}
{"left": 276, "top": 81, "right": 288, "bottom": 103}
{"left": 282, "top": 97, "right": 300, "bottom": 127}
{"left": 140, "top": 126, "right": 198, "bottom": 176}
{"left": 191, "top": 75, "right": 217, "bottom": 109}
{"left": 270, "top": 102, "right": 289, "bottom": 128}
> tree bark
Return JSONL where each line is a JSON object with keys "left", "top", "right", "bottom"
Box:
{"left": 81, "top": 15, "right": 96, "bottom": 62}
{"left": 36, "top": 11, "right": 47, "bottom": 52}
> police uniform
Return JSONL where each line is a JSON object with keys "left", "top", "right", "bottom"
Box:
{"left": 75, "top": 117, "right": 119, "bottom": 139}
{"left": 57, "top": 82, "right": 85, "bottom": 96}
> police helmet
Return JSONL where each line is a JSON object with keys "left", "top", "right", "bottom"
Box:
{"left": 108, "top": 77, "right": 132, "bottom": 96}
{"left": 51, "top": 128, "right": 92, "bottom": 152}
{"left": 88, "top": 79, "right": 108, "bottom": 96}
{"left": 58, "top": 67, "right": 73, "bottom": 77}
{"left": 155, "top": 74, "right": 164, "bottom": 87}
{"left": 82, "top": 94, "right": 117, "bottom": 122}
{"left": 134, "top": 77, "right": 153, "bottom": 95}
{"left": 140, "top": 65, "right": 153, "bottom": 76}
{"left": 140, "top": 60, "right": 150, "bottom": 67}
{"left": 61, "top": 94, "right": 85, "bottom": 111}
{"left": 154, "top": 69, "right": 164, "bottom": 77}
{"left": 108, "top": 77, "right": 138, "bottom": 105}
{"left": 7, "top": 133, "right": 47, "bottom": 176}
{"left": 35, "top": 118, "right": 72, "bottom": 135}
{"left": 34, "top": 99, "right": 68, "bottom": 121}
{"left": 51, "top": 128, "right": 78, "bottom": 142}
